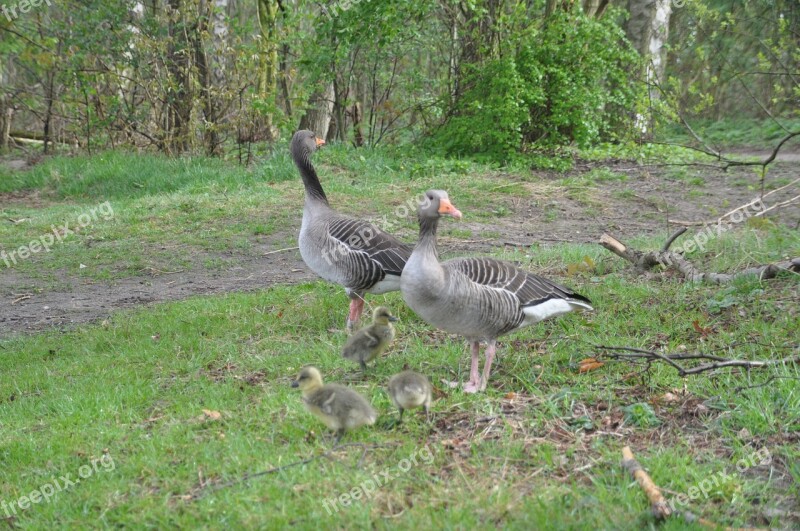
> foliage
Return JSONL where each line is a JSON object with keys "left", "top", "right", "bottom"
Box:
{"left": 434, "top": 9, "right": 644, "bottom": 161}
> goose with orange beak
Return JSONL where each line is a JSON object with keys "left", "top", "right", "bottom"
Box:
{"left": 401, "top": 190, "right": 593, "bottom": 393}
{"left": 291, "top": 130, "right": 412, "bottom": 332}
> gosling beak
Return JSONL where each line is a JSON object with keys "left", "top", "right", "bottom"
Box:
{"left": 388, "top": 316, "right": 399, "bottom": 322}
{"left": 291, "top": 381, "right": 299, "bottom": 388}
{"left": 315, "top": 137, "right": 326, "bottom": 147}
{"left": 438, "top": 198, "right": 463, "bottom": 219}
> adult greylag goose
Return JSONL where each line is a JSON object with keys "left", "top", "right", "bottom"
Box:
{"left": 401, "top": 190, "right": 593, "bottom": 393}
{"left": 291, "top": 130, "right": 412, "bottom": 332}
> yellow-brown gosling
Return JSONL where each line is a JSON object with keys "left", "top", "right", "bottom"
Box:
{"left": 291, "top": 366, "right": 377, "bottom": 442}
{"left": 387, "top": 369, "right": 432, "bottom": 423}
{"left": 341, "top": 306, "right": 398, "bottom": 371}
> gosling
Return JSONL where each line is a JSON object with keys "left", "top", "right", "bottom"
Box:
{"left": 291, "top": 366, "right": 377, "bottom": 442}
{"left": 342, "top": 306, "right": 398, "bottom": 371}
{"left": 387, "top": 370, "right": 433, "bottom": 423}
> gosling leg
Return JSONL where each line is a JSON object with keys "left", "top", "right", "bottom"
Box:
{"left": 334, "top": 428, "right": 345, "bottom": 444}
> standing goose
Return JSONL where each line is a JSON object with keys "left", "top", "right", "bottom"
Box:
{"left": 401, "top": 190, "right": 593, "bottom": 393}
{"left": 291, "top": 130, "right": 412, "bottom": 332}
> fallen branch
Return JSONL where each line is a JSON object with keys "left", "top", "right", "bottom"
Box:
{"left": 599, "top": 232, "right": 800, "bottom": 283}
{"left": 622, "top": 446, "right": 671, "bottom": 518}
{"left": 621, "top": 447, "right": 760, "bottom": 530}
{"left": 11, "top": 295, "right": 31, "bottom": 305}
{"left": 594, "top": 345, "right": 800, "bottom": 377}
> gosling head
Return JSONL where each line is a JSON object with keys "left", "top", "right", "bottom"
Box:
{"left": 372, "top": 306, "right": 398, "bottom": 325}
{"left": 291, "top": 366, "right": 324, "bottom": 393}
{"left": 418, "top": 190, "right": 462, "bottom": 221}
{"left": 291, "top": 129, "right": 325, "bottom": 157}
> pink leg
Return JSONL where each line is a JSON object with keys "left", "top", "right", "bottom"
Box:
{"left": 346, "top": 297, "right": 365, "bottom": 333}
{"left": 479, "top": 340, "right": 497, "bottom": 391}
{"left": 463, "top": 341, "right": 482, "bottom": 393}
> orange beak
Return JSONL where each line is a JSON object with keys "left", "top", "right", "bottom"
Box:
{"left": 315, "top": 137, "right": 326, "bottom": 147}
{"left": 438, "top": 198, "right": 463, "bottom": 219}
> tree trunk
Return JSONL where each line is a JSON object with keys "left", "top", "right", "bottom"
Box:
{"left": 352, "top": 101, "right": 364, "bottom": 147}
{"left": 626, "top": 0, "right": 672, "bottom": 135}
{"left": 194, "top": 0, "right": 229, "bottom": 155}
{"left": 583, "top": 0, "right": 609, "bottom": 17}
{"left": 0, "top": 58, "right": 12, "bottom": 153}
{"left": 257, "top": 0, "right": 280, "bottom": 142}
{"left": 626, "top": 0, "right": 672, "bottom": 88}
{"left": 42, "top": 40, "right": 63, "bottom": 155}
{"left": 277, "top": 0, "right": 292, "bottom": 119}
{"left": 166, "top": 0, "right": 194, "bottom": 153}
{"left": 299, "top": 81, "right": 334, "bottom": 138}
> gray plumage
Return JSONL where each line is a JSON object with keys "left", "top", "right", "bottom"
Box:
{"left": 387, "top": 370, "right": 432, "bottom": 422}
{"left": 291, "top": 366, "right": 377, "bottom": 442}
{"left": 400, "top": 190, "right": 593, "bottom": 393}
{"left": 291, "top": 130, "right": 412, "bottom": 331}
{"left": 341, "top": 306, "right": 397, "bottom": 371}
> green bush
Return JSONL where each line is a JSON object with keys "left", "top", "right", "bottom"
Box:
{"left": 435, "top": 10, "right": 644, "bottom": 161}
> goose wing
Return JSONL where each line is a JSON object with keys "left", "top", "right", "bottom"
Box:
{"left": 447, "top": 257, "right": 592, "bottom": 307}
{"left": 327, "top": 217, "right": 412, "bottom": 277}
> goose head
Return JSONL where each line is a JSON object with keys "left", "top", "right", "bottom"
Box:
{"left": 372, "top": 306, "right": 399, "bottom": 325}
{"left": 291, "top": 366, "right": 324, "bottom": 393}
{"left": 419, "top": 190, "right": 463, "bottom": 221}
{"left": 291, "top": 130, "right": 325, "bottom": 158}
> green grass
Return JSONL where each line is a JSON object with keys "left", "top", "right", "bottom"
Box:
{"left": 1, "top": 269, "right": 798, "bottom": 527}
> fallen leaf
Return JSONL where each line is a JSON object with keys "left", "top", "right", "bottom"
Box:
{"left": 655, "top": 392, "right": 680, "bottom": 404}
{"left": 201, "top": 409, "right": 222, "bottom": 421}
{"left": 151, "top": 333, "right": 161, "bottom": 342}
{"left": 578, "top": 358, "right": 604, "bottom": 373}
{"left": 692, "top": 320, "right": 713, "bottom": 337}
{"left": 504, "top": 392, "right": 518, "bottom": 400}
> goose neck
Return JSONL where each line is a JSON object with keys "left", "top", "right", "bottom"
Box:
{"left": 416, "top": 216, "right": 440, "bottom": 258}
{"left": 292, "top": 146, "right": 328, "bottom": 205}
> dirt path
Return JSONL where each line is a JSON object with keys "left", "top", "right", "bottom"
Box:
{"left": 1, "top": 160, "right": 797, "bottom": 337}
{"left": 0, "top": 243, "right": 315, "bottom": 335}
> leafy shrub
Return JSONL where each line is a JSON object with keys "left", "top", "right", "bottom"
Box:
{"left": 434, "top": 10, "right": 644, "bottom": 161}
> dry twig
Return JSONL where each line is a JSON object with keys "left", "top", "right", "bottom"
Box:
{"left": 621, "top": 446, "right": 671, "bottom": 519}
{"left": 594, "top": 345, "right": 799, "bottom": 377}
